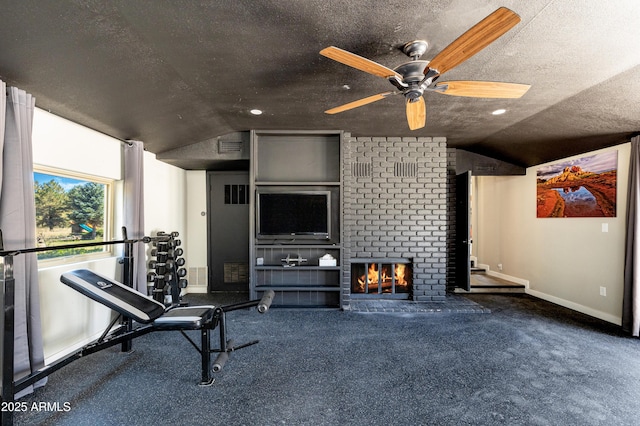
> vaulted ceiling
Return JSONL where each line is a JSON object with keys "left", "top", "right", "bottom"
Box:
{"left": 1, "top": 0, "right": 639, "bottom": 169}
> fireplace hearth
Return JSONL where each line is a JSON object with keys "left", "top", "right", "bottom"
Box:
{"left": 351, "top": 259, "right": 412, "bottom": 299}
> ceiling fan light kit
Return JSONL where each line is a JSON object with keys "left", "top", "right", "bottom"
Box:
{"left": 320, "top": 7, "right": 531, "bottom": 131}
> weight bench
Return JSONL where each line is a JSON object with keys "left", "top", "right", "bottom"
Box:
{"left": 60, "top": 269, "right": 274, "bottom": 386}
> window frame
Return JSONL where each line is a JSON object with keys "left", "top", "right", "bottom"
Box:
{"left": 33, "top": 165, "right": 115, "bottom": 265}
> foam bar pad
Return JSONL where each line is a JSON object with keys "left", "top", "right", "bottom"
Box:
{"left": 257, "top": 290, "right": 275, "bottom": 313}
{"left": 61, "top": 269, "right": 166, "bottom": 324}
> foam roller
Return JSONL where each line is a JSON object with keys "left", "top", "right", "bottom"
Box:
{"left": 257, "top": 290, "right": 275, "bottom": 313}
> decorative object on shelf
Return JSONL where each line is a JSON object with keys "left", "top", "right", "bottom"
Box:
{"left": 281, "top": 253, "right": 307, "bottom": 267}
{"left": 319, "top": 253, "right": 337, "bottom": 267}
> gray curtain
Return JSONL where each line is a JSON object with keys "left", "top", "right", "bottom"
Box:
{"left": 123, "top": 140, "right": 146, "bottom": 293}
{"left": 0, "top": 83, "right": 46, "bottom": 396}
{"left": 623, "top": 135, "right": 640, "bottom": 336}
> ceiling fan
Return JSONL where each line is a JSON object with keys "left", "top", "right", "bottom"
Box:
{"left": 320, "top": 7, "right": 530, "bottom": 130}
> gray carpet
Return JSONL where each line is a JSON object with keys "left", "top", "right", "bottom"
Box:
{"left": 13, "top": 293, "right": 640, "bottom": 425}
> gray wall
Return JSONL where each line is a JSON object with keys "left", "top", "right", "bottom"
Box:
{"left": 342, "top": 135, "right": 449, "bottom": 306}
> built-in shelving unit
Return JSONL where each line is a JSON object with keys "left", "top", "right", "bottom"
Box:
{"left": 250, "top": 130, "right": 343, "bottom": 308}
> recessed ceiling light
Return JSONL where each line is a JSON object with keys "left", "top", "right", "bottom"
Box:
{"left": 492, "top": 109, "right": 506, "bottom": 115}
{"left": 250, "top": 109, "right": 263, "bottom": 115}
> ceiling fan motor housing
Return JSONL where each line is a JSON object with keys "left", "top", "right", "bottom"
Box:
{"left": 392, "top": 61, "right": 431, "bottom": 99}
{"left": 402, "top": 40, "right": 429, "bottom": 60}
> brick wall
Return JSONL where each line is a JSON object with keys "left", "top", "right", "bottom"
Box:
{"left": 342, "top": 134, "right": 449, "bottom": 307}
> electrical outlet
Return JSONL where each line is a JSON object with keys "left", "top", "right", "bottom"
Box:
{"left": 497, "top": 263, "right": 503, "bottom": 271}
{"left": 600, "top": 286, "right": 607, "bottom": 296}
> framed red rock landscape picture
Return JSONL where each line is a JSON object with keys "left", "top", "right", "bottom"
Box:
{"left": 536, "top": 151, "right": 617, "bottom": 218}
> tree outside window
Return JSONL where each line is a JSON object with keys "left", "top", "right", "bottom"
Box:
{"left": 34, "top": 172, "right": 109, "bottom": 260}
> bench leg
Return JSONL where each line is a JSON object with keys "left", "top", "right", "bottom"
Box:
{"left": 198, "top": 328, "right": 214, "bottom": 386}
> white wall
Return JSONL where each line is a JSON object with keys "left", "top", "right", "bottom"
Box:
{"left": 143, "top": 151, "right": 186, "bottom": 237}
{"left": 38, "top": 258, "right": 119, "bottom": 361}
{"left": 474, "top": 143, "right": 630, "bottom": 324}
{"left": 33, "top": 109, "right": 121, "bottom": 180}
{"left": 32, "top": 109, "right": 189, "bottom": 361}
{"left": 185, "top": 171, "right": 208, "bottom": 292}
{"left": 32, "top": 109, "right": 123, "bottom": 361}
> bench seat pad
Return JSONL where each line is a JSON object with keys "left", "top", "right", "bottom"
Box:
{"left": 153, "top": 306, "right": 216, "bottom": 330}
{"left": 60, "top": 269, "right": 166, "bottom": 324}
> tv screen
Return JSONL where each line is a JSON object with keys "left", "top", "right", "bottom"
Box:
{"left": 257, "top": 191, "right": 330, "bottom": 239}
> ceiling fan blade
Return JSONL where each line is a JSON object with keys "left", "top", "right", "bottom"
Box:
{"left": 325, "top": 92, "right": 395, "bottom": 114}
{"left": 320, "top": 46, "right": 402, "bottom": 79}
{"left": 427, "top": 7, "right": 521, "bottom": 75}
{"left": 406, "top": 97, "right": 426, "bottom": 130}
{"left": 435, "top": 81, "right": 530, "bottom": 98}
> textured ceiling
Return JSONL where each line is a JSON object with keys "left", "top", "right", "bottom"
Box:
{"left": 1, "top": 0, "right": 639, "bottom": 169}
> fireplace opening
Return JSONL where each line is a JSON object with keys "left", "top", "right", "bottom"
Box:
{"left": 351, "top": 260, "right": 412, "bottom": 297}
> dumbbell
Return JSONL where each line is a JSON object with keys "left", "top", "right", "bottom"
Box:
{"left": 150, "top": 259, "right": 175, "bottom": 270}
{"left": 151, "top": 247, "right": 169, "bottom": 257}
{"left": 171, "top": 231, "right": 179, "bottom": 238}
{"left": 153, "top": 247, "right": 180, "bottom": 258}
{"left": 150, "top": 250, "right": 169, "bottom": 262}
{"left": 177, "top": 268, "right": 187, "bottom": 278}
{"left": 152, "top": 273, "right": 173, "bottom": 282}
{"left": 179, "top": 279, "right": 188, "bottom": 288}
{"left": 176, "top": 258, "right": 185, "bottom": 267}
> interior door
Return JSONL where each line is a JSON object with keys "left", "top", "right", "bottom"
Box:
{"left": 455, "top": 171, "right": 472, "bottom": 291}
{"left": 207, "top": 171, "right": 249, "bottom": 292}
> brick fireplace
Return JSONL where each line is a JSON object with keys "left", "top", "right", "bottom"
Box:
{"left": 342, "top": 135, "right": 449, "bottom": 308}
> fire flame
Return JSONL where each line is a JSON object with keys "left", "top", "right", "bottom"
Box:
{"left": 395, "top": 263, "right": 408, "bottom": 285}
{"left": 355, "top": 263, "right": 410, "bottom": 293}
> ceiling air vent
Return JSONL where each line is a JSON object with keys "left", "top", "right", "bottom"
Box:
{"left": 476, "top": 164, "right": 497, "bottom": 173}
{"left": 218, "top": 139, "right": 243, "bottom": 154}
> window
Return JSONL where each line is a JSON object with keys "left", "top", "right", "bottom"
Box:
{"left": 34, "top": 168, "right": 113, "bottom": 261}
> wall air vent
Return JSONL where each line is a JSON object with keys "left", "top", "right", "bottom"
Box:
{"left": 352, "top": 162, "right": 372, "bottom": 178}
{"left": 394, "top": 162, "right": 417, "bottom": 178}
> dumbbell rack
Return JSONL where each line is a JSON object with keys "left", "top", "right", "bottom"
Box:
{"left": 147, "top": 231, "right": 188, "bottom": 306}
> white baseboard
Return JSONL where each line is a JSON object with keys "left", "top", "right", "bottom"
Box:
{"left": 185, "top": 287, "right": 208, "bottom": 294}
{"left": 474, "top": 264, "right": 620, "bottom": 324}
{"left": 526, "top": 288, "right": 622, "bottom": 325}
{"left": 476, "top": 264, "right": 530, "bottom": 287}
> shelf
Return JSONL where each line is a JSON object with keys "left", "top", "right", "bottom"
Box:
{"left": 251, "top": 131, "right": 343, "bottom": 308}
{"left": 256, "top": 244, "right": 341, "bottom": 249}
{"left": 256, "top": 286, "right": 340, "bottom": 292}
{"left": 254, "top": 181, "right": 341, "bottom": 186}
{"left": 255, "top": 266, "right": 340, "bottom": 270}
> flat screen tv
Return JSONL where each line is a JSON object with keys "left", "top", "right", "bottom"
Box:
{"left": 257, "top": 191, "right": 331, "bottom": 240}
